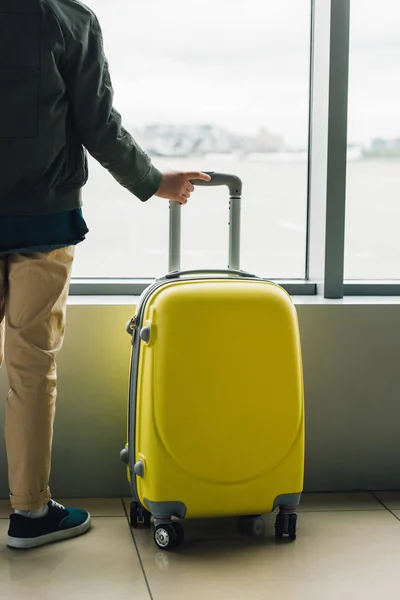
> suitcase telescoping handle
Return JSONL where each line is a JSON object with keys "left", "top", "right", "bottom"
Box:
{"left": 169, "top": 171, "right": 243, "bottom": 273}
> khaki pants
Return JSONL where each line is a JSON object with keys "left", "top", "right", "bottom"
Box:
{"left": 0, "top": 247, "right": 74, "bottom": 510}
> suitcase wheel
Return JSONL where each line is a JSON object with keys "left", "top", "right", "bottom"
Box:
{"left": 130, "top": 501, "right": 152, "bottom": 529}
{"left": 237, "top": 516, "right": 265, "bottom": 538}
{"left": 275, "top": 512, "right": 298, "bottom": 541}
{"left": 154, "top": 522, "right": 185, "bottom": 551}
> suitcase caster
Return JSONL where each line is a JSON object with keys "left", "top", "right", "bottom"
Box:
{"left": 130, "top": 501, "right": 152, "bottom": 529}
{"left": 275, "top": 511, "right": 298, "bottom": 541}
{"left": 154, "top": 522, "right": 185, "bottom": 551}
{"left": 237, "top": 516, "right": 265, "bottom": 538}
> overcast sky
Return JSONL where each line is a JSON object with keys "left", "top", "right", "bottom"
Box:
{"left": 85, "top": 0, "right": 400, "bottom": 146}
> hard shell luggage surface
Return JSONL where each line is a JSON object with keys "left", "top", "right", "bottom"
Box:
{"left": 122, "top": 173, "right": 305, "bottom": 550}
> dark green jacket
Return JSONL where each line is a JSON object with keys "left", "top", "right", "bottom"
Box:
{"left": 0, "top": 0, "right": 162, "bottom": 216}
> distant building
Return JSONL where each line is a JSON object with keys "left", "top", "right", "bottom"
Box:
{"left": 128, "top": 123, "right": 286, "bottom": 158}
{"left": 363, "top": 138, "right": 400, "bottom": 158}
{"left": 253, "top": 127, "right": 285, "bottom": 152}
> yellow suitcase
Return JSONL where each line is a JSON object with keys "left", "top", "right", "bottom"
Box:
{"left": 121, "top": 173, "right": 304, "bottom": 550}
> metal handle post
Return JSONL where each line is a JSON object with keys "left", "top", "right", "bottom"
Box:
{"left": 169, "top": 200, "right": 181, "bottom": 273}
{"left": 229, "top": 197, "right": 241, "bottom": 270}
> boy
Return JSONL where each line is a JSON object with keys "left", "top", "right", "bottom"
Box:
{"left": 0, "top": 0, "right": 210, "bottom": 549}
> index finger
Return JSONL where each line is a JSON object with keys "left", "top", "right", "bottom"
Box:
{"left": 187, "top": 172, "right": 212, "bottom": 182}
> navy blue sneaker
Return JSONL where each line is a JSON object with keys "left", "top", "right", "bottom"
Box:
{"left": 7, "top": 500, "right": 91, "bottom": 549}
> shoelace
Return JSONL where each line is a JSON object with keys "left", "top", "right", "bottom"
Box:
{"left": 49, "top": 500, "right": 66, "bottom": 511}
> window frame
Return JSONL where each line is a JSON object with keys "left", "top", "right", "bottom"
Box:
{"left": 70, "top": 0, "right": 395, "bottom": 298}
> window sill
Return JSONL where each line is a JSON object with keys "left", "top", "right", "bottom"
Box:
{"left": 69, "top": 279, "right": 316, "bottom": 297}
{"left": 67, "top": 279, "right": 400, "bottom": 304}
{"left": 67, "top": 294, "right": 400, "bottom": 307}
{"left": 294, "top": 295, "right": 400, "bottom": 305}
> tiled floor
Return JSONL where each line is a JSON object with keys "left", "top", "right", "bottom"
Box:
{"left": 1, "top": 493, "right": 400, "bottom": 599}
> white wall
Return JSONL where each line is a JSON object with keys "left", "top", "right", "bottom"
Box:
{"left": 0, "top": 299, "right": 399, "bottom": 499}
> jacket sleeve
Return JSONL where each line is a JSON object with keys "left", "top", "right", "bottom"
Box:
{"left": 63, "top": 12, "right": 162, "bottom": 202}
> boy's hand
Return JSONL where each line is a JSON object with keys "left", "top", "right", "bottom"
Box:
{"left": 155, "top": 171, "right": 212, "bottom": 204}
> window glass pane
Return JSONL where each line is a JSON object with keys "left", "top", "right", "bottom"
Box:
{"left": 73, "top": 0, "right": 311, "bottom": 279}
{"left": 345, "top": 0, "right": 400, "bottom": 280}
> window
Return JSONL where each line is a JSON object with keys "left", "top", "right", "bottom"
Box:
{"left": 72, "top": 0, "right": 311, "bottom": 280}
{"left": 345, "top": 0, "right": 400, "bottom": 280}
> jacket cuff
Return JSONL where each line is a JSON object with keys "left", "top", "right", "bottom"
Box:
{"left": 131, "top": 165, "right": 163, "bottom": 202}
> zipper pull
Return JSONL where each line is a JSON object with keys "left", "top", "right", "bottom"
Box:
{"left": 126, "top": 315, "right": 139, "bottom": 343}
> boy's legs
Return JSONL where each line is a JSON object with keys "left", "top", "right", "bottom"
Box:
{"left": 4, "top": 247, "right": 74, "bottom": 510}
{"left": 2, "top": 247, "right": 91, "bottom": 549}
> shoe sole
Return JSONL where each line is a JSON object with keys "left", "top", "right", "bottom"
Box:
{"left": 6, "top": 514, "right": 91, "bottom": 549}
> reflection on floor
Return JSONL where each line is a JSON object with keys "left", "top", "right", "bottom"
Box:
{"left": 0, "top": 492, "right": 399, "bottom": 599}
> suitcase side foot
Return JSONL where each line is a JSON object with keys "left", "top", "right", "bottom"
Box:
{"left": 144, "top": 499, "right": 187, "bottom": 520}
{"left": 273, "top": 492, "right": 302, "bottom": 512}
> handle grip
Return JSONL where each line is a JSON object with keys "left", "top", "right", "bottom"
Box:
{"left": 160, "top": 269, "right": 258, "bottom": 281}
{"left": 190, "top": 172, "right": 242, "bottom": 197}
